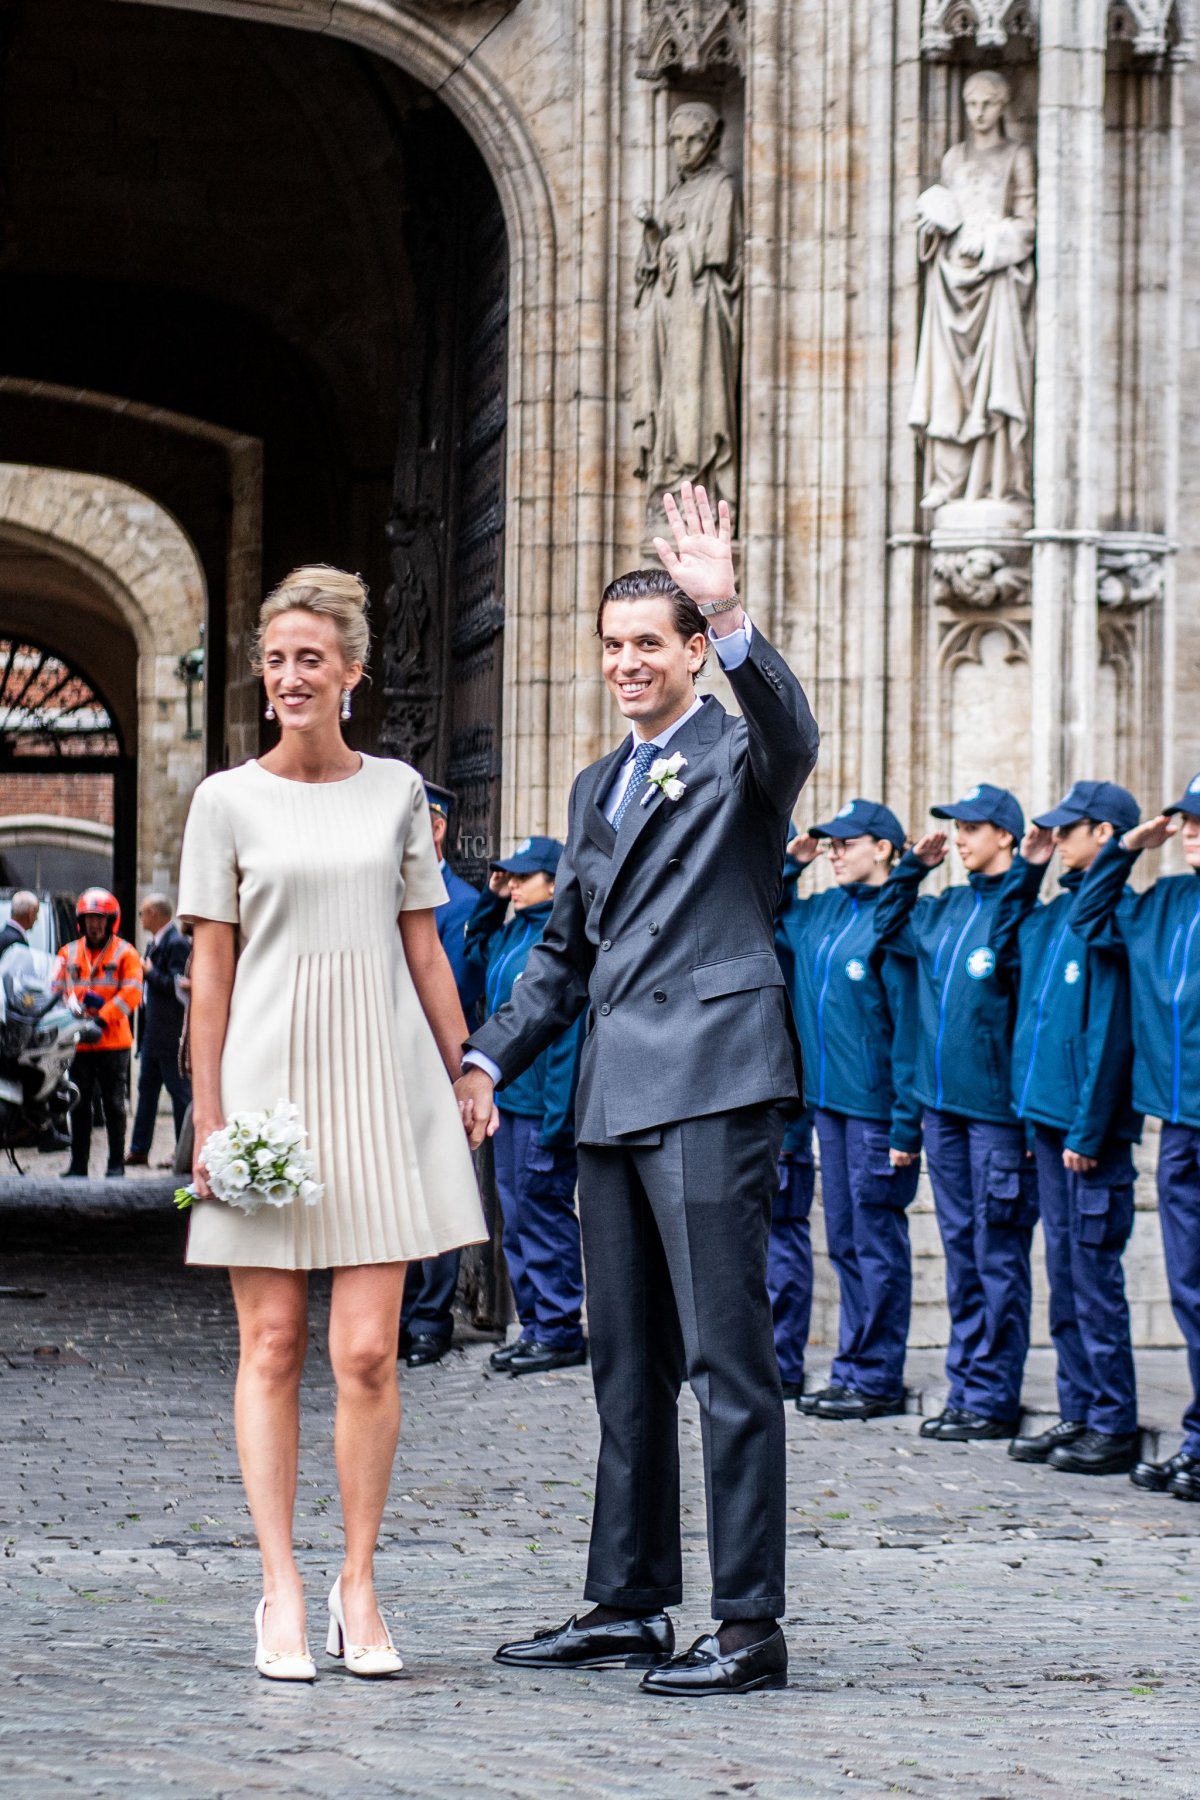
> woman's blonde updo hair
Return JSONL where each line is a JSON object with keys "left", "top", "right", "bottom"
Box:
{"left": 251, "top": 564, "right": 370, "bottom": 674}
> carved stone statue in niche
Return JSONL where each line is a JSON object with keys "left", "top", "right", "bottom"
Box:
{"left": 909, "top": 70, "right": 1036, "bottom": 517}
{"left": 634, "top": 101, "right": 742, "bottom": 525}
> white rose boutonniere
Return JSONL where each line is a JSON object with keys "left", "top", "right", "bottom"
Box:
{"left": 641, "top": 751, "right": 688, "bottom": 806}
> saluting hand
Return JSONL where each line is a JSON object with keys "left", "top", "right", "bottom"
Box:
{"left": 653, "top": 482, "right": 740, "bottom": 619}
{"left": 1122, "top": 814, "right": 1177, "bottom": 853}
{"left": 787, "top": 833, "right": 824, "bottom": 867}
{"left": 1021, "top": 824, "right": 1056, "bottom": 866}
{"left": 910, "top": 831, "right": 948, "bottom": 868}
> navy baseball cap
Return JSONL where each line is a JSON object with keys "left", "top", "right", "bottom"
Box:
{"left": 931, "top": 783, "right": 1024, "bottom": 841}
{"left": 1164, "top": 770, "right": 1200, "bottom": 817}
{"left": 491, "top": 836, "right": 563, "bottom": 877}
{"left": 1034, "top": 780, "right": 1139, "bottom": 834}
{"left": 424, "top": 781, "right": 456, "bottom": 823}
{"left": 811, "top": 798, "right": 906, "bottom": 851}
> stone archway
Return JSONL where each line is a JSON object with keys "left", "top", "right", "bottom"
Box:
{"left": 113, "top": 0, "right": 562, "bottom": 841}
{"left": 0, "top": 463, "right": 206, "bottom": 908}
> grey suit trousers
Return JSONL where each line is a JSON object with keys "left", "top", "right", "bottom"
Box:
{"left": 578, "top": 1103, "right": 787, "bottom": 1622}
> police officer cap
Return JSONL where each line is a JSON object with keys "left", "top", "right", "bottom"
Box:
{"left": 810, "top": 798, "right": 906, "bottom": 851}
{"left": 1033, "top": 779, "right": 1139, "bottom": 833}
{"left": 1163, "top": 770, "right": 1200, "bottom": 817}
{"left": 424, "top": 781, "right": 456, "bottom": 824}
{"left": 930, "top": 782, "right": 1024, "bottom": 841}
{"left": 491, "top": 836, "right": 563, "bottom": 877}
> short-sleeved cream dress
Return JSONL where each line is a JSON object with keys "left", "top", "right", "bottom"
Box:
{"left": 176, "top": 755, "right": 486, "bottom": 1270}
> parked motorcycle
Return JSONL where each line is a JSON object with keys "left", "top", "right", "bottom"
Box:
{"left": 0, "top": 943, "right": 101, "bottom": 1158}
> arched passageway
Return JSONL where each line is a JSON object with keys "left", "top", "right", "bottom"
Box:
{"left": 0, "top": 0, "right": 514, "bottom": 881}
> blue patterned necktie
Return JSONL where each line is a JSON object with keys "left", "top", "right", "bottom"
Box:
{"left": 612, "top": 740, "right": 658, "bottom": 830}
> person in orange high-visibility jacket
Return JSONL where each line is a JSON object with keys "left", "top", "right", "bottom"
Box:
{"left": 57, "top": 888, "right": 143, "bottom": 1179}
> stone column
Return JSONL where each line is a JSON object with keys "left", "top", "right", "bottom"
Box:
{"left": 1028, "top": 3, "right": 1108, "bottom": 807}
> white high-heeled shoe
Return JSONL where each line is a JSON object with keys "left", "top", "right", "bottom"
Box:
{"left": 326, "top": 1576, "right": 404, "bottom": 1677}
{"left": 253, "top": 1597, "right": 317, "bottom": 1682}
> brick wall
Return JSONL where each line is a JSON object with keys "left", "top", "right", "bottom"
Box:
{"left": 0, "top": 773, "right": 113, "bottom": 827}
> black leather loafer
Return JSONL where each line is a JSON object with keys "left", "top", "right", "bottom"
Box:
{"left": 1170, "top": 1459, "right": 1200, "bottom": 1501}
{"left": 638, "top": 1626, "right": 787, "bottom": 1696}
{"left": 508, "top": 1341, "right": 588, "bottom": 1376}
{"left": 1049, "top": 1428, "right": 1140, "bottom": 1475}
{"left": 489, "top": 1337, "right": 531, "bottom": 1371}
{"left": 919, "top": 1407, "right": 968, "bottom": 1439}
{"left": 935, "top": 1410, "right": 1019, "bottom": 1442}
{"left": 494, "top": 1611, "right": 674, "bottom": 1670}
{"left": 406, "top": 1334, "right": 450, "bottom": 1368}
{"left": 1008, "top": 1418, "right": 1086, "bottom": 1463}
{"left": 815, "top": 1388, "right": 906, "bottom": 1421}
{"left": 1130, "top": 1450, "right": 1200, "bottom": 1494}
{"left": 797, "top": 1384, "right": 849, "bottom": 1416}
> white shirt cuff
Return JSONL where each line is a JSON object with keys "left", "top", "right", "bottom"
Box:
{"left": 462, "top": 1048, "right": 503, "bottom": 1085}
{"left": 710, "top": 616, "right": 753, "bottom": 670}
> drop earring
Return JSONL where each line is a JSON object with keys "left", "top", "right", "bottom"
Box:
{"left": 341, "top": 689, "right": 352, "bottom": 722}
{"left": 264, "top": 701, "right": 276, "bottom": 721}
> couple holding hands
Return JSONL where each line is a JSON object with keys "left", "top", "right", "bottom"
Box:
{"left": 179, "top": 485, "right": 818, "bottom": 1693}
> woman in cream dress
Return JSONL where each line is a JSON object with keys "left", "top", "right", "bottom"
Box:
{"left": 181, "top": 565, "right": 484, "bottom": 1681}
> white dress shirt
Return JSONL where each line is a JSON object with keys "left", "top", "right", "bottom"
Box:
{"left": 463, "top": 619, "right": 754, "bottom": 1085}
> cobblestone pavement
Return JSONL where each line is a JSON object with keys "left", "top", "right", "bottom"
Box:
{"left": 3, "top": 1193, "right": 1199, "bottom": 1800}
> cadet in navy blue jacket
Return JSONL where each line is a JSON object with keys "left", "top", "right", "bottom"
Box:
{"left": 990, "top": 781, "right": 1143, "bottom": 1477}
{"left": 465, "top": 837, "right": 586, "bottom": 1377}
{"left": 400, "top": 784, "right": 485, "bottom": 1368}
{"left": 874, "top": 783, "right": 1038, "bottom": 1439}
{"left": 1072, "top": 772, "right": 1200, "bottom": 1502}
{"left": 776, "top": 800, "right": 922, "bottom": 1419}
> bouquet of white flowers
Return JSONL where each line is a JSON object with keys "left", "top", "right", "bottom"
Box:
{"left": 175, "top": 1100, "right": 323, "bottom": 1216}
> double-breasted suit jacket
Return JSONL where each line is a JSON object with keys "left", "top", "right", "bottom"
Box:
{"left": 469, "top": 629, "right": 819, "bottom": 1142}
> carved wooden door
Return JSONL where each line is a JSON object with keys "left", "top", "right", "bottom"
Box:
{"left": 442, "top": 198, "right": 508, "bottom": 883}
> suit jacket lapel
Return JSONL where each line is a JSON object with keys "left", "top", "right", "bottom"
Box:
{"left": 603, "top": 697, "right": 725, "bottom": 897}
{"left": 582, "top": 740, "right": 627, "bottom": 856}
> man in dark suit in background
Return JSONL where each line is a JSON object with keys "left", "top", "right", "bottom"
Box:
{"left": 126, "top": 893, "right": 191, "bottom": 1165}
{"left": 400, "top": 783, "right": 484, "bottom": 1367}
{"left": 457, "top": 484, "right": 819, "bottom": 1696}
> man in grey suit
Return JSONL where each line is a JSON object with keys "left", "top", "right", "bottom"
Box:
{"left": 457, "top": 486, "right": 819, "bottom": 1694}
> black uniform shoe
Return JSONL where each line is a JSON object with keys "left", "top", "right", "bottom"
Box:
{"left": 797, "top": 1384, "right": 849, "bottom": 1416}
{"left": 1008, "top": 1418, "right": 1086, "bottom": 1463}
{"left": 1130, "top": 1449, "right": 1200, "bottom": 1494}
{"left": 104, "top": 1165, "right": 125, "bottom": 1179}
{"left": 919, "top": 1407, "right": 968, "bottom": 1439}
{"left": 1169, "top": 1459, "right": 1200, "bottom": 1501}
{"left": 405, "top": 1334, "right": 450, "bottom": 1368}
{"left": 815, "top": 1388, "right": 906, "bottom": 1421}
{"left": 1049, "top": 1428, "right": 1141, "bottom": 1475}
{"left": 638, "top": 1625, "right": 787, "bottom": 1696}
{"left": 489, "top": 1336, "right": 532, "bottom": 1371}
{"left": 935, "top": 1410, "right": 1020, "bottom": 1442}
{"left": 60, "top": 1167, "right": 88, "bottom": 1180}
{"left": 494, "top": 1611, "right": 674, "bottom": 1670}
{"left": 508, "top": 1340, "right": 588, "bottom": 1376}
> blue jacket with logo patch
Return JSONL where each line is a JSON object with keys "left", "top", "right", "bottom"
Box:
{"left": 775, "top": 875, "right": 922, "bottom": 1151}
{"left": 1072, "top": 840, "right": 1200, "bottom": 1130}
{"left": 464, "top": 892, "right": 584, "bottom": 1148}
{"left": 989, "top": 859, "right": 1141, "bottom": 1155}
{"left": 873, "top": 854, "right": 1036, "bottom": 1124}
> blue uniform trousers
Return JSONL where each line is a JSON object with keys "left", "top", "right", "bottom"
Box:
{"left": 768, "top": 1147, "right": 814, "bottom": 1389}
{"left": 923, "top": 1110, "right": 1036, "bottom": 1421}
{"left": 814, "top": 1109, "right": 917, "bottom": 1398}
{"left": 401, "top": 1250, "right": 461, "bottom": 1347}
{"left": 1031, "top": 1126, "right": 1137, "bottom": 1435}
{"left": 1158, "top": 1125, "right": 1200, "bottom": 1457}
{"left": 493, "top": 1111, "right": 584, "bottom": 1350}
